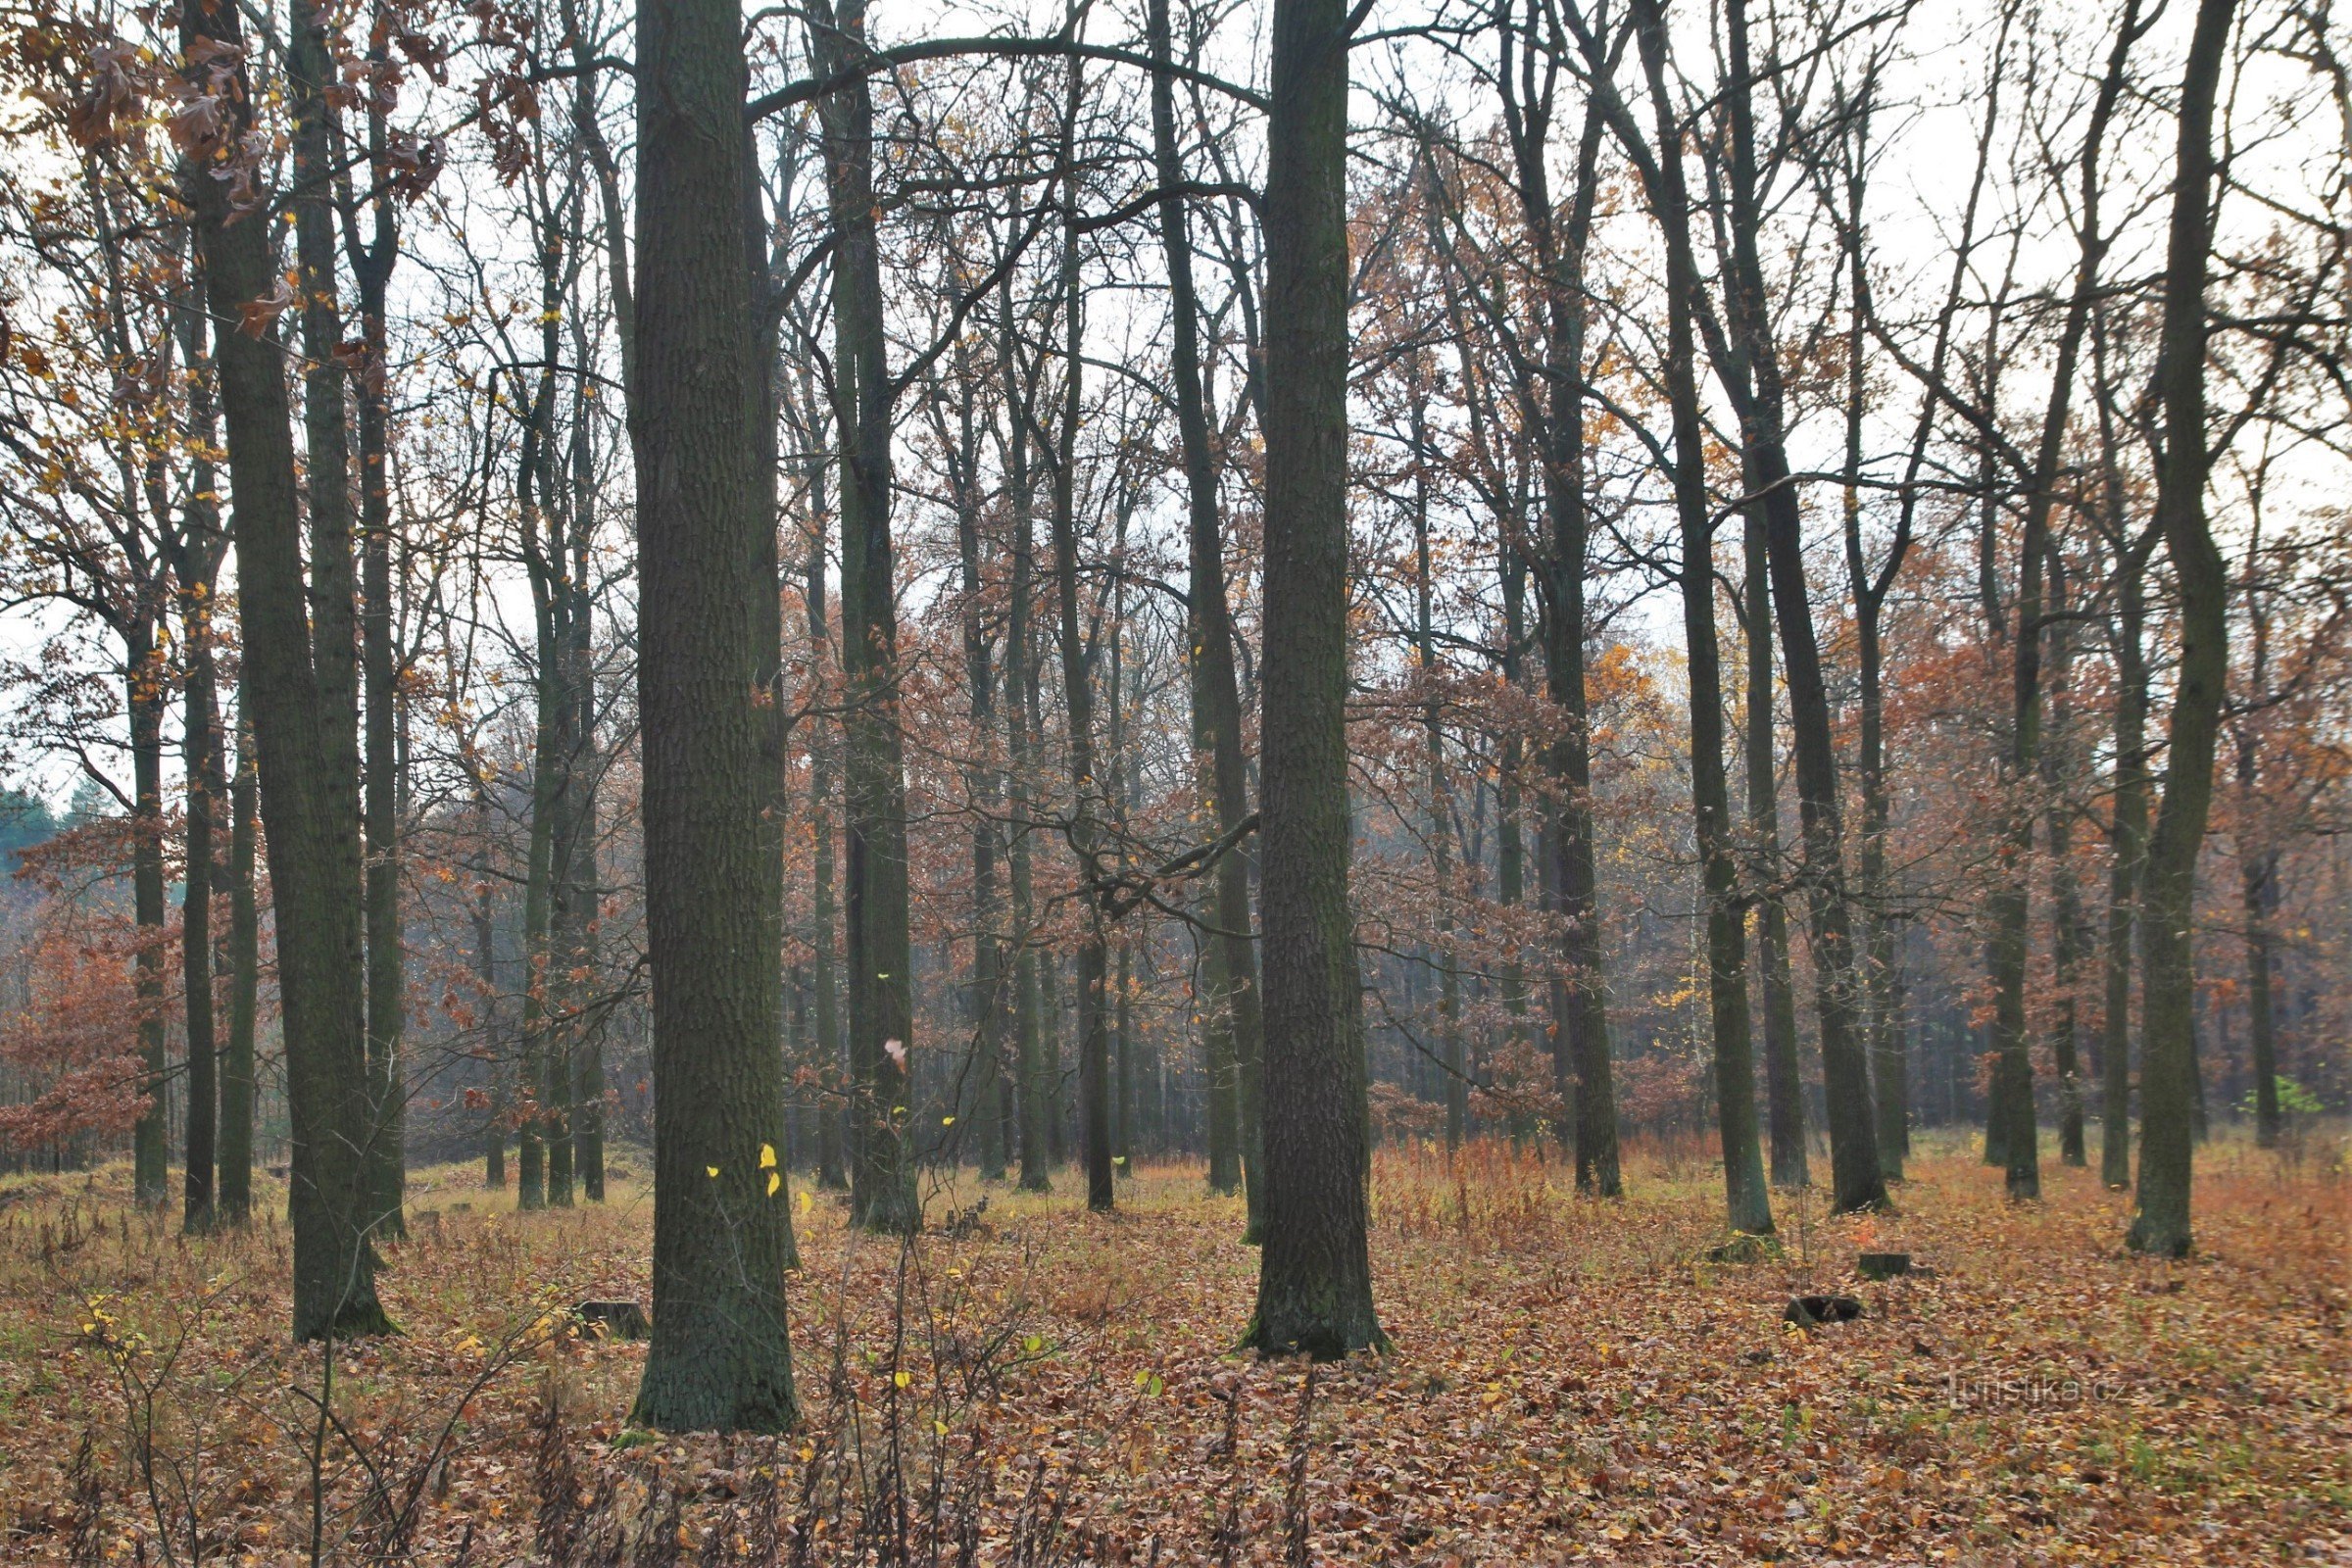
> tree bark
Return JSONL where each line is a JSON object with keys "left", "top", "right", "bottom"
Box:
{"left": 1044, "top": 86, "right": 1115, "bottom": 1211}
{"left": 1713, "top": 0, "right": 1886, "bottom": 1213}
{"left": 2129, "top": 0, "right": 2238, "bottom": 1259}
{"left": 184, "top": 0, "right": 389, "bottom": 1337}
{"left": 129, "top": 624, "right": 169, "bottom": 1208}
{"left": 1627, "top": 0, "right": 1771, "bottom": 1237}
{"left": 1744, "top": 513, "right": 1807, "bottom": 1191}
{"left": 1498, "top": 64, "right": 1619, "bottom": 1190}
{"left": 219, "top": 700, "right": 257, "bottom": 1225}
{"left": 808, "top": 0, "right": 919, "bottom": 1234}
{"left": 627, "top": 0, "right": 798, "bottom": 1428}
{"left": 1246, "top": 0, "right": 1385, "bottom": 1358}
{"left": 1152, "top": 0, "right": 1262, "bottom": 1229}
{"left": 172, "top": 270, "right": 225, "bottom": 1232}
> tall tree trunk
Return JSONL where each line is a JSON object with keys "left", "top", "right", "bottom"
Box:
{"left": 1833, "top": 110, "right": 1906, "bottom": 1182}
{"left": 567, "top": 371, "right": 607, "bottom": 1201}
{"left": 184, "top": 0, "right": 388, "bottom": 1337}
{"left": 1246, "top": 0, "right": 1385, "bottom": 1358}
{"left": 352, "top": 74, "right": 408, "bottom": 1241}
{"left": 2129, "top": 0, "right": 2238, "bottom": 1259}
{"left": 1627, "top": 0, "right": 1770, "bottom": 1237}
{"left": 1045, "top": 103, "right": 1115, "bottom": 1212}
{"left": 179, "top": 612, "right": 220, "bottom": 1230}
{"left": 129, "top": 624, "right": 169, "bottom": 1208}
{"left": 808, "top": 0, "right": 918, "bottom": 1234}
{"left": 475, "top": 780, "right": 506, "bottom": 1190}
{"left": 1501, "top": 66, "right": 1620, "bottom": 1190}
{"left": 1002, "top": 269, "right": 1053, "bottom": 1197}
{"left": 2236, "top": 552, "right": 2281, "bottom": 1150}
{"left": 627, "top": 0, "right": 798, "bottom": 1429}
{"left": 1714, "top": 0, "right": 1886, "bottom": 1213}
{"left": 1989, "top": 10, "right": 2138, "bottom": 1200}
{"left": 174, "top": 280, "right": 224, "bottom": 1233}
{"left": 1745, "top": 513, "right": 1807, "bottom": 1190}
{"left": 947, "top": 352, "right": 1005, "bottom": 1183}
{"left": 219, "top": 700, "right": 257, "bottom": 1225}
{"left": 1152, "top": 0, "right": 1262, "bottom": 1229}
{"left": 2100, "top": 535, "right": 2150, "bottom": 1189}
{"left": 1409, "top": 372, "right": 1465, "bottom": 1152}
{"left": 804, "top": 478, "right": 849, "bottom": 1192}
{"left": 2043, "top": 556, "right": 2088, "bottom": 1166}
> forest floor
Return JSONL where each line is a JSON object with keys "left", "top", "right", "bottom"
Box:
{"left": 0, "top": 1132, "right": 2344, "bottom": 1566}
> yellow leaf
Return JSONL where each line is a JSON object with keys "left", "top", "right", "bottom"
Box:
{"left": 760, "top": 1143, "right": 777, "bottom": 1169}
{"left": 707, "top": 1166, "right": 720, "bottom": 1178}
{"left": 893, "top": 1370, "right": 911, "bottom": 1389}
{"left": 767, "top": 1172, "right": 782, "bottom": 1197}
{"left": 798, "top": 1190, "right": 812, "bottom": 1215}
{"left": 941, "top": 1115, "right": 956, "bottom": 1127}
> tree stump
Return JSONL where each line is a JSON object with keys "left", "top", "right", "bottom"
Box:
{"left": 1783, "top": 1295, "right": 1864, "bottom": 1326}
{"left": 571, "top": 1300, "right": 650, "bottom": 1341}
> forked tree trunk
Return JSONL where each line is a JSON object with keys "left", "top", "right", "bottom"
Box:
{"left": 1628, "top": 0, "right": 1771, "bottom": 1238}
{"left": 184, "top": 0, "right": 389, "bottom": 1338}
{"left": 1716, "top": 0, "right": 1886, "bottom": 1213}
{"left": 1745, "top": 514, "right": 1808, "bottom": 1191}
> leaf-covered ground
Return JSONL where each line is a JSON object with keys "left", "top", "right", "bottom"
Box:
{"left": 0, "top": 1134, "right": 2345, "bottom": 1564}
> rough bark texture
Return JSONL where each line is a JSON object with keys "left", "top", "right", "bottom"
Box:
{"left": 2129, "top": 0, "right": 2237, "bottom": 1260}
{"left": 185, "top": 0, "right": 389, "bottom": 1338}
{"left": 810, "top": 0, "right": 919, "bottom": 1235}
{"left": 1247, "top": 0, "right": 1384, "bottom": 1359}
{"left": 627, "top": 0, "right": 798, "bottom": 1429}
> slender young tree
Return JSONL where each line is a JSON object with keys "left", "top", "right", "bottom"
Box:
{"left": 1151, "top": 0, "right": 1264, "bottom": 1229}
{"left": 218, "top": 700, "right": 258, "bottom": 1226}
{"left": 1494, "top": 9, "right": 1620, "bottom": 1194}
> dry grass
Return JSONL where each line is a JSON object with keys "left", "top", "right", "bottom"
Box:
{"left": 0, "top": 1129, "right": 2345, "bottom": 1564}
